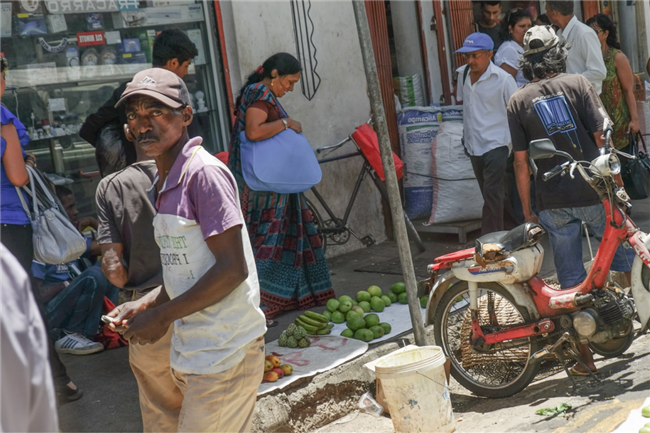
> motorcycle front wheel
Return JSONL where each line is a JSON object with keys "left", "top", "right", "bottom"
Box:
{"left": 433, "top": 281, "right": 541, "bottom": 398}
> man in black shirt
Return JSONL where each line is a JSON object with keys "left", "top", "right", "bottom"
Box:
{"left": 80, "top": 29, "right": 198, "bottom": 172}
{"left": 507, "top": 25, "right": 635, "bottom": 375}
{"left": 475, "top": 1, "right": 504, "bottom": 52}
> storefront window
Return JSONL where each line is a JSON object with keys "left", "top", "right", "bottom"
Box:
{"left": 1, "top": 0, "right": 228, "bottom": 216}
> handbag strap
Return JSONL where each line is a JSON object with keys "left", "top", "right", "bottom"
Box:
{"left": 26, "top": 166, "right": 59, "bottom": 214}
{"left": 637, "top": 132, "right": 647, "bottom": 155}
{"left": 15, "top": 184, "right": 33, "bottom": 222}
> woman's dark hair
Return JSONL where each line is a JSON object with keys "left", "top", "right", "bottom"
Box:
{"left": 152, "top": 29, "right": 199, "bottom": 67}
{"left": 585, "top": 13, "right": 621, "bottom": 50}
{"left": 502, "top": 8, "right": 532, "bottom": 41}
{"left": 536, "top": 14, "right": 551, "bottom": 26}
{"left": 520, "top": 42, "right": 569, "bottom": 81}
{"left": 234, "top": 53, "right": 302, "bottom": 115}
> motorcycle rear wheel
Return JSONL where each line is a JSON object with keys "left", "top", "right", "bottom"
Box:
{"left": 433, "top": 281, "right": 541, "bottom": 398}
{"left": 589, "top": 324, "right": 635, "bottom": 358}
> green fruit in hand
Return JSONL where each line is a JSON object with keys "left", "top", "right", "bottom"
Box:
{"left": 364, "top": 313, "right": 380, "bottom": 328}
{"left": 370, "top": 325, "right": 385, "bottom": 339}
{"left": 341, "top": 329, "right": 354, "bottom": 338}
{"left": 347, "top": 316, "right": 367, "bottom": 331}
{"left": 390, "top": 282, "right": 406, "bottom": 294}
{"left": 386, "top": 292, "right": 398, "bottom": 303}
{"left": 359, "top": 301, "right": 371, "bottom": 313}
{"left": 356, "top": 291, "right": 372, "bottom": 303}
{"left": 367, "top": 285, "right": 383, "bottom": 297}
{"left": 331, "top": 311, "right": 346, "bottom": 324}
{"left": 643, "top": 405, "right": 650, "bottom": 418}
{"left": 398, "top": 292, "right": 408, "bottom": 304}
{"left": 338, "top": 295, "right": 353, "bottom": 304}
{"left": 327, "top": 299, "right": 340, "bottom": 312}
{"left": 379, "top": 322, "right": 391, "bottom": 334}
{"left": 346, "top": 310, "right": 360, "bottom": 321}
{"left": 351, "top": 300, "right": 358, "bottom": 306}
{"left": 352, "top": 306, "right": 365, "bottom": 317}
{"left": 322, "top": 310, "right": 332, "bottom": 321}
{"left": 370, "top": 296, "right": 385, "bottom": 312}
{"left": 354, "top": 328, "right": 374, "bottom": 342}
{"left": 420, "top": 295, "right": 429, "bottom": 308}
{"left": 381, "top": 295, "right": 392, "bottom": 307}
{"left": 338, "top": 300, "right": 352, "bottom": 313}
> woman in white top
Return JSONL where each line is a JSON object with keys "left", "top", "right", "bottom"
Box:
{"left": 494, "top": 9, "right": 532, "bottom": 88}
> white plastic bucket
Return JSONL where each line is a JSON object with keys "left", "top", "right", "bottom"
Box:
{"left": 374, "top": 346, "right": 455, "bottom": 433}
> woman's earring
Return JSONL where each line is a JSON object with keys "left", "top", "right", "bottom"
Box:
{"left": 271, "top": 80, "right": 274, "bottom": 87}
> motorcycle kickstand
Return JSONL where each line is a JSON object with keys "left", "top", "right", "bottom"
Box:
{"left": 554, "top": 350, "right": 577, "bottom": 389}
{"left": 565, "top": 347, "right": 600, "bottom": 382}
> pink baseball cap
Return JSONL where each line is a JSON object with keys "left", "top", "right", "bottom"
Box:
{"left": 115, "top": 68, "right": 191, "bottom": 108}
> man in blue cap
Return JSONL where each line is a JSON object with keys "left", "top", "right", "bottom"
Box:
{"left": 456, "top": 32, "right": 518, "bottom": 234}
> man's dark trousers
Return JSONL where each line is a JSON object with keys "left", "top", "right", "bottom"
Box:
{"left": 470, "top": 145, "right": 512, "bottom": 235}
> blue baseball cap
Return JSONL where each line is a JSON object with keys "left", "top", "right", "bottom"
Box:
{"left": 455, "top": 33, "right": 494, "bottom": 53}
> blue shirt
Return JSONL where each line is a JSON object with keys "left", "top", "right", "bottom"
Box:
{"left": 1, "top": 105, "right": 30, "bottom": 225}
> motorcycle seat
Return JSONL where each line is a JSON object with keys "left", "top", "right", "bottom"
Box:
{"left": 475, "top": 223, "right": 545, "bottom": 265}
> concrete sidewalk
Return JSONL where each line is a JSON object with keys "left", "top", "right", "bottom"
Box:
{"left": 57, "top": 200, "right": 650, "bottom": 432}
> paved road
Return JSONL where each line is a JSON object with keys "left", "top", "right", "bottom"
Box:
{"left": 58, "top": 199, "right": 650, "bottom": 432}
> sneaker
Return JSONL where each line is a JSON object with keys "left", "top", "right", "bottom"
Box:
{"left": 55, "top": 332, "right": 104, "bottom": 355}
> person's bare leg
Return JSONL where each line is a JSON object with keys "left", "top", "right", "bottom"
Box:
{"left": 573, "top": 343, "right": 597, "bottom": 373}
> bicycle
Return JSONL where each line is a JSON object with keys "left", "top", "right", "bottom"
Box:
{"left": 306, "top": 122, "right": 425, "bottom": 254}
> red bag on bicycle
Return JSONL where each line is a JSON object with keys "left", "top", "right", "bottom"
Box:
{"left": 351, "top": 123, "right": 404, "bottom": 181}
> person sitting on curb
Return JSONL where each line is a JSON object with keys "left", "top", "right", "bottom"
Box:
{"left": 32, "top": 186, "right": 118, "bottom": 355}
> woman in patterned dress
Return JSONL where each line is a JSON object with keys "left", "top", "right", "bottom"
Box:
{"left": 586, "top": 14, "right": 640, "bottom": 150}
{"left": 228, "top": 53, "right": 334, "bottom": 324}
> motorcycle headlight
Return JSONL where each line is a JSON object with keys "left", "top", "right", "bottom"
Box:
{"left": 593, "top": 154, "right": 621, "bottom": 177}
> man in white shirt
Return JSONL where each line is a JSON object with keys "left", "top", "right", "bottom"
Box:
{"left": 546, "top": 1, "right": 606, "bottom": 94}
{"left": 456, "top": 32, "right": 518, "bottom": 235}
{"left": 1, "top": 245, "right": 59, "bottom": 433}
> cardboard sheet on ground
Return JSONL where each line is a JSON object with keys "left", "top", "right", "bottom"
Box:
{"left": 611, "top": 397, "right": 650, "bottom": 433}
{"left": 329, "top": 303, "right": 427, "bottom": 344}
{"left": 258, "top": 335, "right": 368, "bottom": 396}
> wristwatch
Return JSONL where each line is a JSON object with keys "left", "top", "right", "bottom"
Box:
{"left": 281, "top": 119, "right": 288, "bottom": 130}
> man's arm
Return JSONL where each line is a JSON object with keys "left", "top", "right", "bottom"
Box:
{"left": 124, "top": 225, "right": 248, "bottom": 344}
{"left": 79, "top": 84, "right": 126, "bottom": 146}
{"left": 101, "top": 243, "right": 128, "bottom": 288}
{"left": 580, "top": 31, "right": 607, "bottom": 92}
{"left": 514, "top": 151, "right": 537, "bottom": 223}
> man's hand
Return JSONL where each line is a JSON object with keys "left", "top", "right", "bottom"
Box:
{"left": 77, "top": 216, "right": 99, "bottom": 231}
{"left": 106, "top": 298, "right": 149, "bottom": 332}
{"left": 524, "top": 213, "right": 539, "bottom": 224}
{"left": 123, "top": 308, "right": 171, "bottom": 345}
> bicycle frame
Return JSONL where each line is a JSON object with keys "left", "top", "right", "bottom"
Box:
{"left": 310, "top": 150, "right": 372, "bottom": 234}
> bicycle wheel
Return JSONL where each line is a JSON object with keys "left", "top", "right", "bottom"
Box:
{"left": 433, "top": 281, "right": 541, "bottom": 398}
{"left": 370, "top": 173, "right": 425, "bottom": 252}
{"left": 306, "top": 198, "right": 327, "bottom": 255}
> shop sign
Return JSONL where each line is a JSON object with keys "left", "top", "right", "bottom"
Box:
{"left": 77, "top": 31, "right": 105, "bottom": 46}
{"left": 44, "top": 0, "right": 134, "bottom": 14}
{"left": 118, "top": 0, "right": 138, "bottom": 11}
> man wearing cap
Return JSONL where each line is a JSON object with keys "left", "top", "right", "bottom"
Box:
{"left": 545, "top": 1, "right": 606, "bottom": 94}
{"left": 508, "top": 26, "right": 635, "bottom": 375}
{"left": 456, "top": 32, "right": 518, "bottom": 235}
{"left": 108, "top": 68, "right": 266, "bottom": 432}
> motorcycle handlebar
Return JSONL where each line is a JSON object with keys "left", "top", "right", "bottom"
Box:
{"left": 542, "top": 164, "right": 564, "bottom": 181}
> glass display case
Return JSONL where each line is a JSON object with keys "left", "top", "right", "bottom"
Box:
{"left": 1, "top": 0, "right": 229, "bottom": 216}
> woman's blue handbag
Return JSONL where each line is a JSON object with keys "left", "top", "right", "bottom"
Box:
{"left": 240, "top": 129, "right": 322, "bottom": 193}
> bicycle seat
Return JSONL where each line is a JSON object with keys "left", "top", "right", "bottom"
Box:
{"left": 475, "top": 223, "right": 545, "bottom": 265}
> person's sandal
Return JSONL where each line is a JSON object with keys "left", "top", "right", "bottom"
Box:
{"left": 266, "top": 319, "right": 279, "bottom": 328}
{"left": 568, "top": 365, "right": 597, "bottom": 376}
{"left": 56, "top": 383, "right": 83, "bottom": 407}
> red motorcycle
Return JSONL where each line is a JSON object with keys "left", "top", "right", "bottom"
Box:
{"left": 424, "top": 126, "right": 650, "bottom": 397}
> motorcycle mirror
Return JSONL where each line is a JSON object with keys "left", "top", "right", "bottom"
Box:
{"left": 529, "top": 139, "right": 557, "bottom": 160}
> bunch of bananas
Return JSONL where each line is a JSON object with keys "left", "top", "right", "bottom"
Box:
{"left": 296, "top": 311, "right": 333, "bottom": 335}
